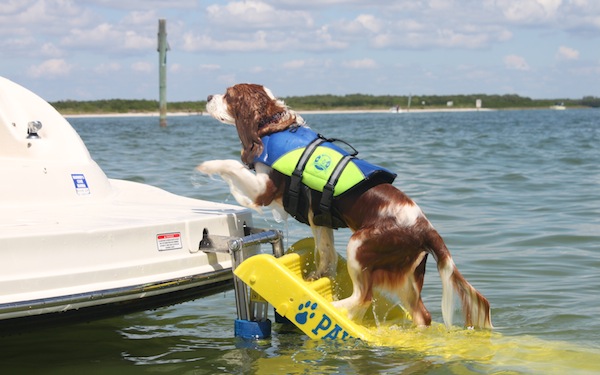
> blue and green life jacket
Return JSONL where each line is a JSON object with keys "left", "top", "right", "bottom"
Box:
{"left": 254, "top": 126, "right": 396, "bottom": 228}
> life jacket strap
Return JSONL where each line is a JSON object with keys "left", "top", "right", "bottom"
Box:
{"left": 317, "top": 154, "right": 355, "bottom": 227}
{"left": 286, "top": 136, "right": 326, "bottom": 218}
{"left": 320, "top": 154, "right": 355, "bottom": 213}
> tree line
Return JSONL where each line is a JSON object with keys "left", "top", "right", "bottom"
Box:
{"left": 283, "top": 94, "right": 600, "bottom": 110}
{"left": 50, "top": 94, "right": 600, "bottom": 114}
{"left": 51, "top": 99, "right": 202, "bottom": 114}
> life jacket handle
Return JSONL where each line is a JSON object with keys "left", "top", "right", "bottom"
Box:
{"left": 318, "top": 134, "right": 359, "bottom": 157}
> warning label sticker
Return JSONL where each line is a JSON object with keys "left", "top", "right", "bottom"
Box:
{"left": 156, "top": 232, "right": 183, "bottom": 251}
{"left": 71, "top": 173, "right": 90, "bottom": 195}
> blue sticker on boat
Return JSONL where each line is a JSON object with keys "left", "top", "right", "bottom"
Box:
{"left": 71, "top": 173, "right": 90, "bottom": 195}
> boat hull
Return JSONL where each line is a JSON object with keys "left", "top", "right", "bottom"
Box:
{"left": 0, "top": 178, "right": 254, "bottom": 329}
{"left": 0, "top": 76, "right": 254, "bottom": 331}
{"left": 0, "top": 270, "right": 232, "bottom": 332}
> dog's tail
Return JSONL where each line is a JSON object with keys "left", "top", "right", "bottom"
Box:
{"left": 438, "top": 258, "right": 492, "bottom": 329}
{"left": 430, "top": 233, "right": 492, "bottom": 329}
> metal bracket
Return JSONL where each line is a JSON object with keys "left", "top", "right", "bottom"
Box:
{"left": 199, "top": 224, "right": 283, "bottom": 333}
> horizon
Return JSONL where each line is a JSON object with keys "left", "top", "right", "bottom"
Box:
{"left": 47, "top": 91, "right": 587, "bottom": 103}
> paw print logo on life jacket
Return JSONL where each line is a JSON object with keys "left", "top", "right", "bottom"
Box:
{"left": 314, "top": 154, "right": 332, "bottom": 171}
{"left": 295, "top": 300, "right": 318, "bottom": 325}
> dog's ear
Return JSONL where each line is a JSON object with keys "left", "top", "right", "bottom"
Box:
{"left": 238, "top": 131, "right": 263, "bottom": 166}
{"left": 257, "top": 112, "right": 298, "bottom": 138}
{"left": 256, "top": 86, "right": 299, "bottom": 137}
{"left": 226, "top": 84, "right": 267, "bottom": 165}
{"left": 227, "top": 84, "right": 298, "bottom": 165}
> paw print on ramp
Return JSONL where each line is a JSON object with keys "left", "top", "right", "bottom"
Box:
{"left": 295, "top": 301, "right": 318, "bottom": 325}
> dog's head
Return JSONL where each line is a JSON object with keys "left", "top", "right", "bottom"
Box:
{"left": 206, "top": 83, "right": 303, "bottom": 165}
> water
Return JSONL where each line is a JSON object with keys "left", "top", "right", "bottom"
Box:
{"left": 1, "top": 110, "right": 599, "bottom": 374}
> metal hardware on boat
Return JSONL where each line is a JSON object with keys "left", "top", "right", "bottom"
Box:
{"left": 199, "top": 225, "right": 283, "bottom": 339}
{"left": 27, "top": 120, "right": 42, "bottom": 139}
{"left": 199, "top": 225, "right": 283, "bottom": 256}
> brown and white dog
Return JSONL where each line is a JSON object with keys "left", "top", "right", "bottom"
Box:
{"left": 198, "top": 83, "right": 492, "bottom": 329}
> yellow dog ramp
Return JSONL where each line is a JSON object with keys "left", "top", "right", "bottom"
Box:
{"left": 233, "top": 238, "right": 410, "bottom": 342}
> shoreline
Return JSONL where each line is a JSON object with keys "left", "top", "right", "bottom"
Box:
{"left": 63, "top": 107, "right": 496, "bottom": 118}
{"left": 300, "top": 108, "right": 495, "bottom": 114}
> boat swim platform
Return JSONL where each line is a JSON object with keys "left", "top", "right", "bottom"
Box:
{"left": 233, "top": 238, "right": 412, "bottom": 342}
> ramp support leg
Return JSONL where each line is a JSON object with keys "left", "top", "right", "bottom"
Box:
{"left": 200, "top": 225, "right": 283, "bottom": 339}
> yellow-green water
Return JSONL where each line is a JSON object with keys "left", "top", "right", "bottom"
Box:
{"left": 251, "top": 325, "right": 600, "bottom": 375}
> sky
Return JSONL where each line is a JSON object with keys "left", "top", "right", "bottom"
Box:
{"left": 1, "top": 0, "right": 599, "bottom": 102}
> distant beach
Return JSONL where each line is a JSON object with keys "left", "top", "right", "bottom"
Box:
{"left": 63, "top": 111, "right": 205, "bottom": 118}
{"left": 300, "top": 108, "right": 495, "bottom": 114}
{"left": 63, "top": 107, "right": 494, "bottom": 118}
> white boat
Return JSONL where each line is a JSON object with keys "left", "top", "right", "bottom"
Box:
{"left": 550, "top": 102, "right": 566, "bottom": 110}
{"left": 0, "top": 77, "right": 254, "bottom": 331}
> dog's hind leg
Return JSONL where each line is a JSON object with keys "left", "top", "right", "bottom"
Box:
{"left": 331, "top": 233, "right": 372, "bottom": 321}
{"left": 333, "top": 226, "right": 433, "bottom": 327}
{"left": 393, "top": 252, "right": 432, "bottom": 327}
{"left": 306, "top": 216, "right": 337, "bottom": 280}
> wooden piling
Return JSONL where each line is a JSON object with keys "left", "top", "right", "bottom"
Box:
{"left": 158, "top": 19, "right": 168, "bottom": 127}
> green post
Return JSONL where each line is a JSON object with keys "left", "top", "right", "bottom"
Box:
{"left": 158, "top": 19, "right": 168, "bottom": 127}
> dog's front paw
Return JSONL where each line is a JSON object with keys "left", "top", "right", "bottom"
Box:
{"left": 196, "top": 159, "right": 247, "bottom": 176}
{"left": 196, "top": 160, "right": 224, "bottom": 175}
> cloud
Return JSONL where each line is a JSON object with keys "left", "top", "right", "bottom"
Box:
{"left": 371, "top": 27, "right": 510, "bottom": 50}
{"left": 206, "top": 0, "right": 313, "bottom": 29}
{"left": 40, "top": 42, "right": 62, "bottom": 57}
{"left": 94, "top": 62, "right": 121, "bottom": 74}
{"left": 131, "top": 61, "right": 152, "bottom": 73}
{"left": 190, "top": 1, "right": 352, "bottom": 52}
{"left": 504, "top": 54, "right": 530, "bottom": 71}
{"left": 121, "top": 9, "right": 158, "bottom": 25}
{"left": 499, "top": 0, "right": 562, "bottom": 23}
{"left": 342, "top": 58, "right": 378, "bottom": 69}
{"left": 74, "top": 0, "right": 197, "bottom": 11}
{"left": 556, "top": 46, "right": 579, "bottom": 60}
{"left": 0, "top": 1, "right": 94, "bottom": 36}
{"left": 337, "top": 14, "right": 383, "bottom": 34}
{"left": 61, "top": 22, "right": 154, "bottom": 52}
{"left": 283, "top": 60, "right": 306, "bottom": 69}
{"left": 1, "top": 36, "right": 35, "bottom": 52}
{"left": 199, "top": 64, "right": 221, "bottom": 71}
{"left": 335, "top": 13, "right": 513, "bottom": 50}
{"left": 216, "top": 73, "right": 237, "bottom": 85}
{"left": 0, "top": 0, "right": 29, "bottom": 14}
{"left": 182, "top": 26, "right": 345, "bottom": 53}
{"left": 282, "top": 58, "right": 332, "bottom": 70}
{"left": 182, "top": 30, "right": 271, "bottom": 52}
{"left": 27, "top": 58, "right": 73, "bottom": 78}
